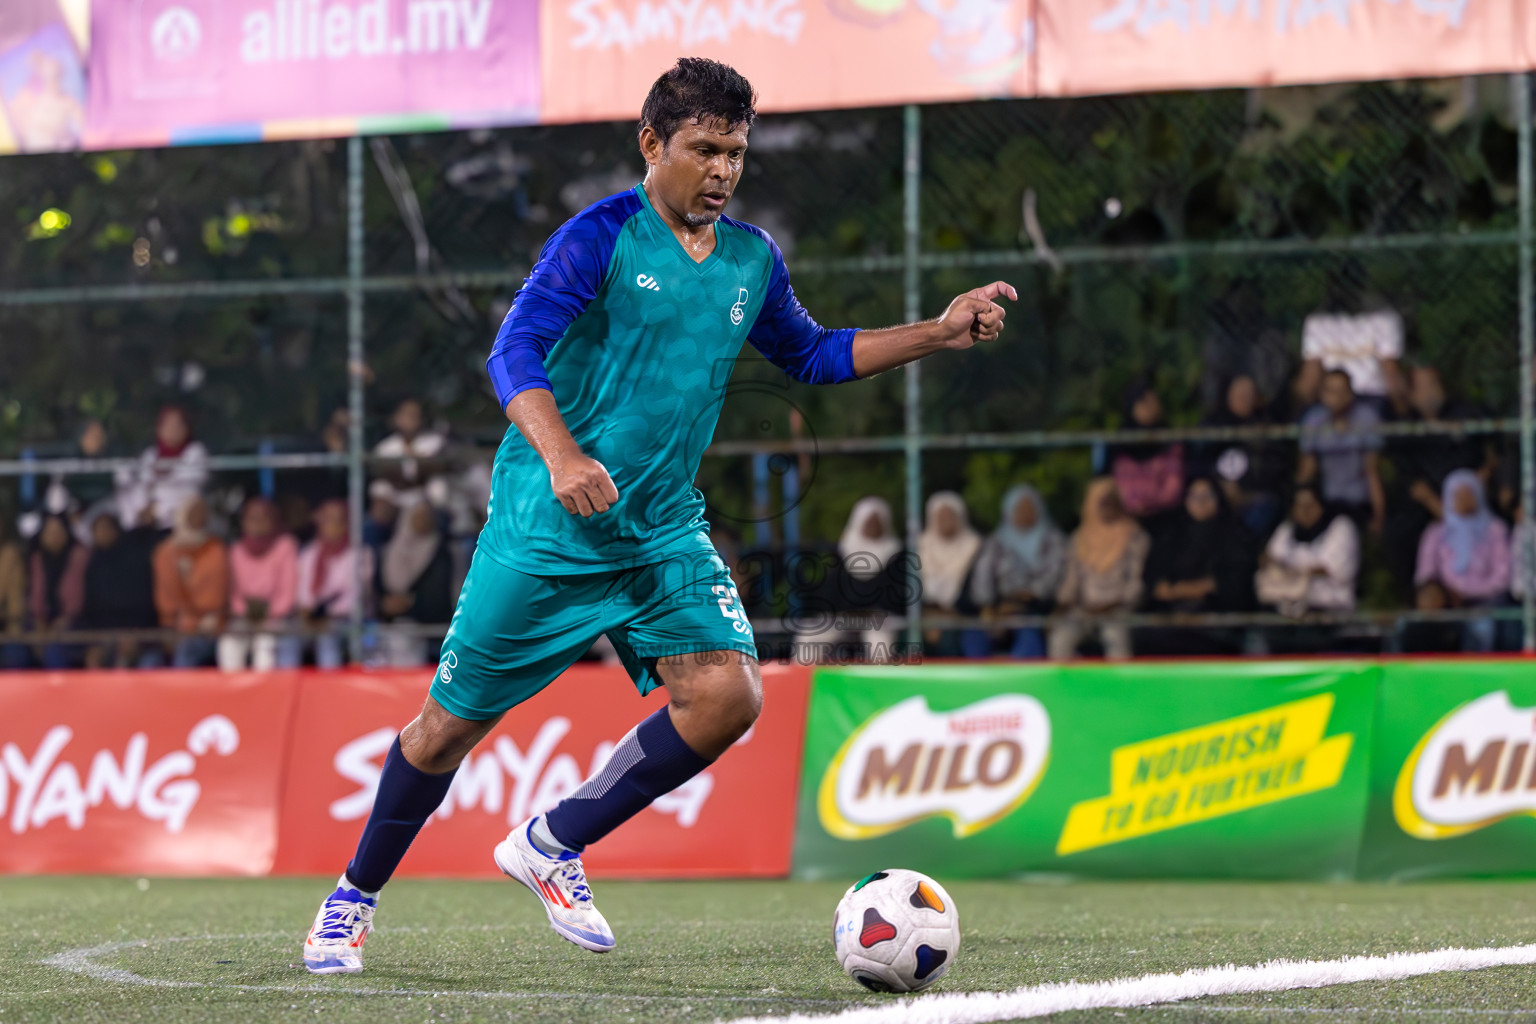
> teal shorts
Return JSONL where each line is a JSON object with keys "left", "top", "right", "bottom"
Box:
{"left": 427, "top": 544, "right": 758, "bottom": 721}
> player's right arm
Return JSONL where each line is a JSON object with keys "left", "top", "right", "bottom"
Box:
{"left": 505, "top": 390, "right": 617, "bottom": 518}
{"left": 486, "top": 202, "right": 630, "bottom": 518}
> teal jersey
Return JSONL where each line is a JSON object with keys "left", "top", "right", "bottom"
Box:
{"left": 482, "top": 184, "right": 858, "bottom": 573}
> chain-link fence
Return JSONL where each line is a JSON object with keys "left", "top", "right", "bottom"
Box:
{"left": 2, "top": 74, "right": 1532, "bottom": 663}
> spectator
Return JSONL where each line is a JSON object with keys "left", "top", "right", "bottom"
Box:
{"left": 377, "top": 499, "right": 453, "bottom": 667}
{"left": 1298, "top": 370, "right": 1385, "bottom": 534}
{"left": 218, "top": 497, "right": 301, "bottom": 672}
{"left": 117, "top": 406, "right": 210, "bottom": 530}
{"left": 28, "top": 512, "right": 88, "bottom": 669}
{"left": 1414, "top": 470, "right": 1510, "bottom": 652}
{"left": 1049, "top": 479, "right": 1148, "bottom": 661}
{"left": 297, "top": 499, "right": 373, "bottom": 669}
{"left": 294, "top": 407, "right": 353, "bottom": 507}
{"left": 1256, "top": 485, "right": 1360, "bottom": 619}
{"left": 1294, "top": 306, "right": 1405, "bottom": 414}
{"left": 370, "top": 398, "right": 449, "bottom": 510}
{"left": 1385, "top": 365, "right": 1492, "bottom": 595}
{"left": 965, "top": 484, "right": 1066, "bottom": 659}
{"left": 1139, "top": 477, "right": 1256, "bottom": 655}
{"left": 363, "top": 491, "right": 399, "bottom": 564}
{"left": 1402, "top": 580, "right": 1465, "bottom": 654}
{"left": 79, "top": 513, "right": 162, "bottom": 669}
{"left": 0, "top": 517, "right": 25, "bottom": 668}
{"left": 1198, "top": 374, "right": 1285, "bottom": 539}
{"left": 916, "top": 491, "right": 981, "bottom": 656}
{"left": 794, "top": 497, "right": 907, "bottom": 663}
{"left": 153, "top": 495, "right": 228, "bottom": 668}
{"left": 46, "top": 418, "right": 115, "bottom": 527}
{"left": 1504, "top": 503, "right": 1533, "bottom": 650}
{"left": 1108, "top": 378, "right": 1184, "bottom": 533}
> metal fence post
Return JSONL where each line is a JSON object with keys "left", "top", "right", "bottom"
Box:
{"left": 1517, "top": 74, "right": 1535, "bottom": 653}
{"left": 347, "top": 136, "right": 367, "bottom": 663}
{"left": 903, "top": 104, "right": 923, "bottom": 654}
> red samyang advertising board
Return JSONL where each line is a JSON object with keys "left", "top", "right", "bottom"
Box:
{"left": 0, "top": 671, "right": 298, "bottom": 875}
{"left": 272, "top": 663, "right": 812, "bottom": 878}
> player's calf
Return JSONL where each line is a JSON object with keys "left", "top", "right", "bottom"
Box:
{"left": 657, "top": 650, "right": 762, "bottom": 758}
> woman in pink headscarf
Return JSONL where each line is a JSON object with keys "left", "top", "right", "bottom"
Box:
{"left": 296, "top": 500, "right": 374, "bottom": 668}
{"left": 218, "top": 496, "right": 301, "bottom": 671}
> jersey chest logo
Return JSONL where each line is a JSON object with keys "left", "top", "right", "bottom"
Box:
{"left": 730, "top": 288, "right": 748, "bottom": 326}
{"left": 636, "top": 273, "right": 661, "bottom": 292}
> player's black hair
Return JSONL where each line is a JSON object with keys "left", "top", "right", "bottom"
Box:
{"left": 639, "top": 58, "right": 757, "bottom": 146}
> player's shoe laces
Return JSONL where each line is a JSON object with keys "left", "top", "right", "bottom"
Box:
{"left": 495, "top": 817, "right": 615, "bottom": 953}
{"left": 303, "top": 878, "right": 377, "bottom": 974}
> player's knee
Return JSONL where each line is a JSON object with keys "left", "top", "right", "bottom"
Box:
{"left": 400, "top": 698, "right": 500, "bottom": 774}
{"left": 711, "top": 668, "right": 762, "bottom": 742}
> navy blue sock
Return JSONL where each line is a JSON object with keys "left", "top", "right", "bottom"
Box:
{"left": 544, "top": 706, "right": 710, "bottom": 851}
{"left": 344, "top": 737, "right": 457, "bottom": 893}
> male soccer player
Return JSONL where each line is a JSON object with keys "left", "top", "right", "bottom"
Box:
{"left": 303, "top": 57, "right": 1014, "bottom": 973}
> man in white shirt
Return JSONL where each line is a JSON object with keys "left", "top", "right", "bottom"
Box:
{"left": 1294, "top": 308, "right": 1405, "bottom": 414}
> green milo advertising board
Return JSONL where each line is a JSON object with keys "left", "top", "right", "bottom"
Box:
{"left": 793, "top": 662, "right": 1377, "bottom": 880}
{"left": 1360, "top": 661, "right": 1536, "bottom": 880}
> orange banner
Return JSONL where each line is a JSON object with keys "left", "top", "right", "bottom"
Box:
{"left": 272, "top": 663, "right": 811, "bottom": 878}
{"left": 1036, "top": 0, "right": 1530, "bottom": 98}
{"left": 538, "top": 0, "right": 1037, "bottom": 123}
{"left": 0, "top": 671, "right": 298, "bottom": 875}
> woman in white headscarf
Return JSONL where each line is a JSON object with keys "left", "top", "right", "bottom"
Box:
{"left": 837, "top": 496, "right": 902, "bottom": 581}
{"left": 377, "top": 499, "right": 453, "bottom": 666}
{"left": 918, "top": 492, "right": 981, "bottom": 609}
{"left": 916, "top": 492, "right": 982, "bottom": 655}
{"left": 795, "top": 496, "right": 906, "bottom": 664}
{"left": 965, "top": 483, "right": 1066, "bottom": 658}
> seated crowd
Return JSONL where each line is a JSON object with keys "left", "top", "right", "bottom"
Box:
{"left": 2, "top": 309, "right": 1528, "bottom": 665}
{"left": 0, "top": 400, "right": 468, "bottom": 671}
{"left": 811, "top": 310, "right": 1525, "bottom": 659}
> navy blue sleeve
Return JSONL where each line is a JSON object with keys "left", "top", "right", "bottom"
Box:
{"left": 486, "top": 193, "right": 640, "bottom": 410}
{"left": 740, "top": 227, "right": 858, "bottom": 385}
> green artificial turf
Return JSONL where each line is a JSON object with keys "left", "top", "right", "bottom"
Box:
{"left": 1, "top": 877, "right": 1533, "bottom": 1023}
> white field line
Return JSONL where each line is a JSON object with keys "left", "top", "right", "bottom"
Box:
{"left": 39, "top": 932, "right": 842, "bottom": 1007}
{"left": 723, "top": 944, "right": 1536, "bottom": 1024}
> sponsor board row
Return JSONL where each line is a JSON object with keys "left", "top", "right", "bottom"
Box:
{"left": 0, "top": 664, "right": 810, "bottom": 877}
{"left": 795, "top": 660, "right": 1536, "bottom": 881}
{"left": 2, "top": 659, "right": 1533, "bottom": 879}
{"left": 8, "top": 0, "right": 1536, "bottom": 153}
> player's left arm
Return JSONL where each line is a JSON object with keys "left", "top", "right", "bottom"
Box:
{"left": 848, "top": 281, "right": 1016, "bottom": 378}
{"left": 746, "top": 233, "right": 1013, "bottom": 382}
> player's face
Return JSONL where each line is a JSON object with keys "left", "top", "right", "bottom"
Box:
{"left": 642, "top": 117, "right": 749, "bottom": 228}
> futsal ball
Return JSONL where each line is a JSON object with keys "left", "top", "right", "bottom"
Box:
{"left": 832, "top": 868, "right": 960, "bottom": 993}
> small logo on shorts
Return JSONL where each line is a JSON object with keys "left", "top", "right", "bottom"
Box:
{"left": 437, "top": 650, "right": 458, "bottom": 684}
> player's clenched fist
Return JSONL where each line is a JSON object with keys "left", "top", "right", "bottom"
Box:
{"left": 549, "top": 453, "right": 620, "bottom": 517}
{"left": 936, "top": 281, "right": 1017, "bottom": 349}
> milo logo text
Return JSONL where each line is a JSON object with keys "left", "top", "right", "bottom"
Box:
{"left": 1395, "top": 691, "right": 1536, "bottom": 839}
{"left": 818, "top": 695, "right": 1050, "bottom": 840}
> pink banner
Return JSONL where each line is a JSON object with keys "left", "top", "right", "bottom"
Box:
{"left": 1037, "top": 0, "right": 1531, "bottom": 98}
{"left": 0, "top": 1, "right": 89, "bottom": 154}
{"left": 85, "top": 0, "right": 539, "bottom": 149}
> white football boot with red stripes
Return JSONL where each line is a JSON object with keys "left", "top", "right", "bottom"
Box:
{"left": 302, "top": 877, "right": 376, "bottom": 974}
{"left": 495, "top": 817, "right": 616, "bottom": 953}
